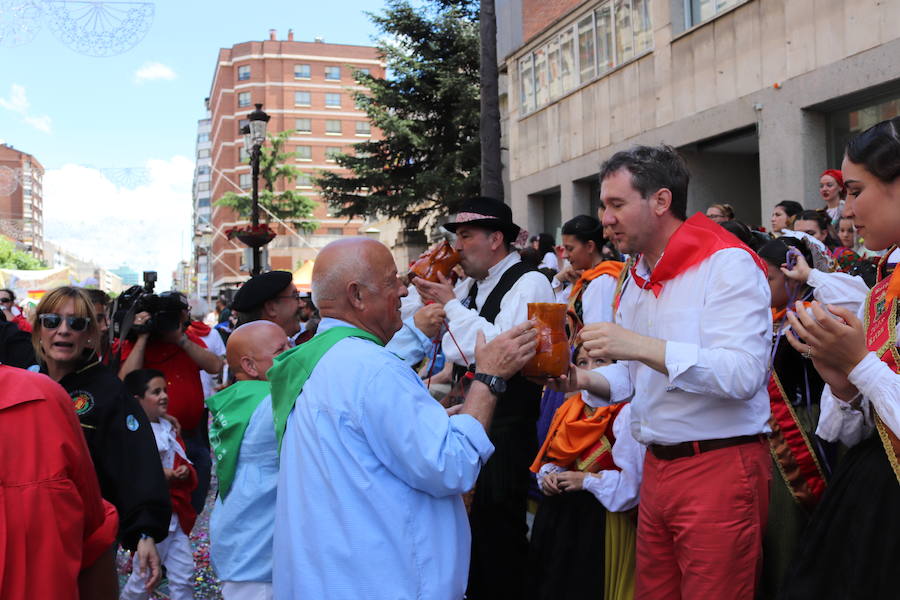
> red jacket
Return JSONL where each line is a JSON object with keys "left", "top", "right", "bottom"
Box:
{"left": 0, "top": 366, "right": 118, "bottom": 600}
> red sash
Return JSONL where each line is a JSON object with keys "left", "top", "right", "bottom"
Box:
{"left": 864, "top": 251, "right": 900, "bottom": 485}
{"left": 628, "top": 213, "right": 767, "bottom": 297}
{"left": 766, "top": 372, "right": 827, "bottom": 511}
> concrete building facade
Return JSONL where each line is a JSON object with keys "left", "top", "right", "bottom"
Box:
{"left": 498, "top": 0, "right": 900, "bottom": 237}
{"left": 205, "top": 30, "right": 384, "bottom": 291}
{"left": 192, "top": 111, "right": 213, "bottom": 300}
{"left": 44, "top": 240, "right": 125, "bottom": 294}
{"left": 0, "top": 144, "right": 44, "bottom": 259}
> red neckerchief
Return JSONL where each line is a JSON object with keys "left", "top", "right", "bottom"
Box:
{"left": 629, "top": 213, "right": 768, "bottom": 297}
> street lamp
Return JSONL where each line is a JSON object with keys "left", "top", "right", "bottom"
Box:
{"left": 246, "top": 103, "right": 270, "bottom": 276}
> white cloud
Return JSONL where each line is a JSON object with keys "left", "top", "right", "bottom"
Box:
{"left": 43, "top": 156, "right": 195, "bottom": 291}
{"left": 0, "top": 84, "right": 51, "bottom": 134}
{"left": 134, "top": 62, "right": 177, "bottom": 84}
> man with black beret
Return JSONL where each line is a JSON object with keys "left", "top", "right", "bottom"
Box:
{"left": 232, "top": 271, "right": 303, "bottom": 342}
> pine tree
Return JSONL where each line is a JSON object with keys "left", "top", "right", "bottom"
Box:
{"left": 314, "top": 0, "right": 480, "bottom": 229}
{"left": 216, "top": 130, "right": 318, "bottom": 232}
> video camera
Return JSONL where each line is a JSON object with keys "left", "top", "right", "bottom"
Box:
{"left": 111, "top": 271, "right": 190, "bottom": 340}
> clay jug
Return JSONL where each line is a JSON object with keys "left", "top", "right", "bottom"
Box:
{"left": 522, "top": 302, "right": 569, "bottom": 377}
{"left": 408, "top": 241, "right": 461, "bottom": 283}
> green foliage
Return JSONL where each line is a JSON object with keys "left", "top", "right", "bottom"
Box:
{"left": 216, "top": 130, "right": 318, "bottom": 233}
{"left": 315, "top": 0, "right": 481, "bottom": 228}
{"left": 0, "top": 237, "right": 46, "bottom": 269}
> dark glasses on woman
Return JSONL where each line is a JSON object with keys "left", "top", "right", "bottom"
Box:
{"left": 38, "top": 313, "right": 91, "bottom": 332}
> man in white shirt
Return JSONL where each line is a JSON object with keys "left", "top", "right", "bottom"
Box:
{"left": 413, "top": 196, "right": 555, "bottom": 600}
{"left": 557, "top": 146, "right": 772, "bottom": 599}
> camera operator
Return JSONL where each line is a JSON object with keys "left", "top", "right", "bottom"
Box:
{"left": 118, "top": 291, "right": 224, "bottom": 514}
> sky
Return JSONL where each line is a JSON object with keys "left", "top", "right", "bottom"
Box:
{"left": 0, "top": 0, "right": 389, "bottom": 289}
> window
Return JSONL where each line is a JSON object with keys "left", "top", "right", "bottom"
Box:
{"left": 239, "top": 173, "right": 251, "bottom": 189}
{"left": 238, "top": 92, "right": 251, "bottom": 107}
{"left": 197, "top": 181, "right": 210, "bottom": 192}
{"left": 296, "top": 145, "right": 312, "bottom": 160}
{"left": 577, "top": 14, "right": 596, "bottom": 82}
{"left": 827, "top": 93, "right": 900, "bottom": 166}
{"left": 518, "top": 0, "right": 653, "bottom": 115}
{"left": 355, "top": 121, "right": 371, "bottom": 135}
{"left": 239, "top": 147, "right": 249, "bottom": 161}
{"left": 325, "top": 119, "right": 342, "bottom": 134}
{"left": 688, "top": 0, "right": 741, "bottom": 27}
{"left": 197, "top": 166, "right": 210, "bottom": 176}
{"left": 325, "top": 146, "right": 342, "bottom": 162}
{"left": 358, "top": 67, "right": 371, "bottom": 76}
{"left": 237, "top": 65, "right": 251, "bottom": 80}
{"left": 324, "top": 66, "right": 341, "bottom": 80}
{"left": 197, "top": 133, "right": 209, "bottom": 143}
{"left": 198, "top": 198, "right": 211, "bottom": 208}
{"left": 325, "top": 93, "right": 341, "bottom": 107}
{"left": 297, "top": 173, "right": 312, "bottom": 187}
{"left": 294, "top": 64, "right": 310, "bottom": 78}
{"left": 295, "top": 91, "right": 311, "bottom": 106}
{"left": 197, "top": 149, "right": 210, "bottom": 158}
{"left": 295, "top": 118, "right": 312, "bottom": 133}
{"left": 327, "top": 227, "right": 343, "bottom": 235}
{"left": 238, "top": 118, "right": 249, "bottom": 134}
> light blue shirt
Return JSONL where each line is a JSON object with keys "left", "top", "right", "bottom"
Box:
{"left": 210, "top": 395, "right": 278, "bottom": 582}
{"left": 386, "top": 315, "right": 434, "bottom": 366}
{"left": 273, "top": 318, "right": 494, "bottom": 600}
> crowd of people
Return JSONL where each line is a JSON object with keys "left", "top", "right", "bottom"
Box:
{"left": 2, "top": 116, "right": 900, "bottom": 600}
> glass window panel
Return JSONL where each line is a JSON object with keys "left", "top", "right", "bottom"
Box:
{"left": 578, "top": 14, "right": 596, "bottom": 82}
{"left": 324, "top": 66, "right": 341, "bottom": 80}
{"left": 355, "top": 121, "right": 371, "bottom": 134}
{"left": 547, "top": 38, "right": 561, "bottom": 100}
{"left": 296, "top": 146, "right": 312, "bottom": 160}
{"left": 295, "top": 118, "right": 311, "bottom": 133}
{"left": 632, "top": 0, "right": 653, "bottom": 52}
{"left": 325, "top": 93, "right": 341, "bottom": 107}
{"left": 325, "top": 146, "right": 342, "bottom": 161}
{"left": 237, "top": 65, "right": 250, "bottom": 80}
{"left": 295, "top": 91, "right": 311, "bottom": 106}
{"left": 559, "top": 28, "right": 576, "bottom": 93}
{"left": 614, "top": 0, "right": 634, "bottom": 64}
{"left": 533, "top": 46, "right": 549, "bottom": 107}
{"left": 294, "top": 64, "right": 310, "bottom": 78}
{"left": 325, "top": 119, "right": 341, "bottom": 134}
{"left": 595, "top": 4, "right": 614, "bottom": 73}
{"left": 237, "top": 92, "right": 251, "bottom": 107}
{"left": 519, "top": 55, "right": 534, "bottom": 114}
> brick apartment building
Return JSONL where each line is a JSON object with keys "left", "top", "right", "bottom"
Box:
{"left": 0, "top": 144, "right": 44, "bottom": 260}
{"left": 203, "top": 30, "right": 384, "bottom": 291}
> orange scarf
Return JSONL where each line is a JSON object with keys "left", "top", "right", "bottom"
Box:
{"left": 530, "top": 393, "right": 624, "bottom": 472}
{"left": 771, "top": 302, "right": 813, "bottom": 328}
{"left": 888, "top": 265, "right": 900, "bottom": 302}
{"left": 569, "top": 260, "right": 625, "bottom": 301}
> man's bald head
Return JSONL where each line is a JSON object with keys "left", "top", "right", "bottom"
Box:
{"left": 311, "top": 237, "right": 408, "bottom": 343}
{"left": 226, "top": 320, "right": 289, "bottom": 381}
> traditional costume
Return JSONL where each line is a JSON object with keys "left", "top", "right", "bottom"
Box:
{"left": 0, "top": 365, "right": 119, "bottom": 600}
{"left": 528, "top": 393, "right": 642, "bottom": 600}
{"left": 121, "top": 418, "right": 197, "bottom": 600}
{"left": 586, "top": 213, "right": 773, "bottom": 599}
{"left": 270, "top": 319, "right": 495, "bottom": 600}
{"left": 208, "top": 380, "right": 278, "bottom": 599}
{"left": 759, "top": 251, "right": 868, "bottom": 598}
{"left": 778, "top": 249, "right": 900, "bottom": 599}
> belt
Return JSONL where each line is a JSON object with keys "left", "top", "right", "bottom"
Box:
{"left": 649, "top": 434, "right": 764, "bottom": 461}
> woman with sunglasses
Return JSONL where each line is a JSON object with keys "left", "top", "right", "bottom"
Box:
{"left": 31, "top": 286, "right": 171, "bottom": 592}
{"left": 0, "top": 288, "right": 32, "bottom": 332}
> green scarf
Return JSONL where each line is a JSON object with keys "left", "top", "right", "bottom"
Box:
{"left": 207, "top": 379, "right": 271, "bottom": 499}
{"left": 269, "top": 325, "right": 384, "bottom": 450}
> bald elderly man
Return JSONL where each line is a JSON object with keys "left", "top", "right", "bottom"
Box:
{"left": 269, "top": 238, "right": 538, "bottom": 600}
{"left": 207, "top": 321, "right": 289, "bottom": 600}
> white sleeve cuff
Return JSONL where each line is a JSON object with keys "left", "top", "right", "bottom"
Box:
{"left": 664, "top": 341, "right": 700, "bottom": 384}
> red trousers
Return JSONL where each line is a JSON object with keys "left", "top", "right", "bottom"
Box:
{"left": 635, "top": 439, "right": 770, "bottom": 600}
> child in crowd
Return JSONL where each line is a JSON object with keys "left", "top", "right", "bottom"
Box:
{"left": 121, "top": 369, "right": 198, "bottom": 600}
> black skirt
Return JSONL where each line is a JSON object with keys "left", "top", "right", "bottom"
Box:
{"left": 777, "top": 436, "right": 900, "bottom": 600}
{"left": 527, "top": 490, "right": 606, "bottom": 600}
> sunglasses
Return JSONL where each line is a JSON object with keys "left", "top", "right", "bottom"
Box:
{"left": 38, "top": 313, "right": 91, "bottom": 332}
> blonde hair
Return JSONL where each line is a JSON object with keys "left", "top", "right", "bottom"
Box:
{"left": 31, "top": 286, "right": 100, "bottom": 365}
{"left": 708, "top": 203, "right": 735, "bottom": 220}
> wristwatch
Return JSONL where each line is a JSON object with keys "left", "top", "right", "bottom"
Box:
{"left": 473, "top": 372, "right": 507, "bottom": 395}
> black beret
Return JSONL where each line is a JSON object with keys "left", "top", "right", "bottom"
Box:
{"left": 231, "top": 271, "right": 293, "bottom": 312}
